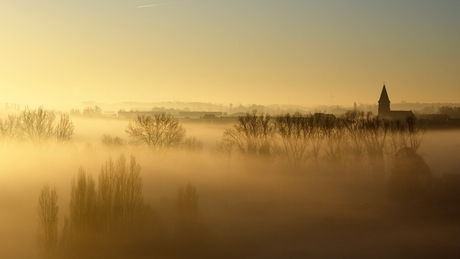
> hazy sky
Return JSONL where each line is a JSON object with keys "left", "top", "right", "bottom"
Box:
{"left": 1, "top": 0, "right": 459, "bottom": 108}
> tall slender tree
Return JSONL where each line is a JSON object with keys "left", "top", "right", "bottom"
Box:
{"left": 37, "top": 184, "right": 59, "bottom": 259}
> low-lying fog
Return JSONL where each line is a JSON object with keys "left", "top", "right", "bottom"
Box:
{"left": 1, "top": 116, "right": 460, "bottom": 259}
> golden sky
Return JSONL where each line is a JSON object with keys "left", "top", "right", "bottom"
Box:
{"left": 1, "top": 0, "right": 459, "bottom": 108}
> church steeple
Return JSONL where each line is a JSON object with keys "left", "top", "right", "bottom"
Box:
{"left": 378, "top": 84, "right": 390, "bottom": 115}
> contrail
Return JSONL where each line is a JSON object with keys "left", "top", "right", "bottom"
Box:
{"left": 138, "top": 0, "right": 200, "bottom": 8}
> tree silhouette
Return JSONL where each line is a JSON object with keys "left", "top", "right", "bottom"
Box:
{"left": 58, "top": 155, "right": 145, "bottom": 257}
{"left": 0, "top": 115, "right": 22, "bottom": 146}
{"left": 387, "top": 119, "right": 408, "bottom": 157}
{"left": 217, "top": 110, "right": 275, "bottom": 158}
{"left": 20, "top": 108, "right": 56, "bottom": 147}
{"left": 98, "top": 154, "right": 144, "bottom": 231}
{"left": 273, "top": 113, "right": 311, "bottom": 172}
{"left": 321, "top": 114, "right": 347, "bottom": 169}
{"left": 0, "top": 108, "right": 75, "bottom": 148}
{"left": 126, "top": 114, "right": 185, "bottom": 150}
{"left": 438, "top": 105, "right": 460, "bottom": 118}
{"left": 182, "top": 136, "right": 203, "bottom": 152}
{"left": 308, "top": 113, "right": 326, "bottom": 166}
{"left": 82, "top": 106, "right": 102, "bottom": 117}
{"left": 176, "top": 183, "right": 199, "bottom": 238}
{"left": 388, "top": 147, "right": 432, "bottom": 203}
{"left": 405, "top": 116, "right": 424, "bottom": 152}
{"left": 69, "top": 168, "right": 97, "bottom": 235}
{"left": 55, "top": 114, "right": 74, "bottom": 145}
{"left": 101, "top": 134, "right": 124, "bottom": 149}
{"left": 342, "top": 111, "right": 366, "bottom": 164}
{"left": 37, "top": 184, "right": 59, "bottom": 259}
{"left": 362, "top": 113, "right": 390, "bottom": 183}
{"left": 213, "top": 109, "right": 427, "bottom": 185}
{"left": 177, "top": 183, "right": 198, "bottom": 216}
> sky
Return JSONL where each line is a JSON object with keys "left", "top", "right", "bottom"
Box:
{"left": 1, "top": 0, "right": 459, "bottom": 109}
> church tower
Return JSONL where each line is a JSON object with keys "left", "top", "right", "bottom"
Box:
{"left": 378, "top": 84, "right": 390, "bottom": 116}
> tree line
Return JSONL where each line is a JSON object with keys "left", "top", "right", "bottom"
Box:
{"left": 215, "top": 110, "right": 424, "bottom": 181}
{"left": 0, "top": 108, "right": 74, "bottom": 148}
{"left": 438, "top": 106, "right": 460, "bottom": 118}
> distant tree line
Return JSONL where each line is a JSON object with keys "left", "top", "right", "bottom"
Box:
{"left": 437, "top": 106, "right": 460, "bottom": 118}
{"left": 70, "top": 106, "right": 102, "bottom": 117}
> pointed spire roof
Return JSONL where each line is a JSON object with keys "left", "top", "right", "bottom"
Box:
{"left": 379, "top": 84, "right": 390, "bottom": 102}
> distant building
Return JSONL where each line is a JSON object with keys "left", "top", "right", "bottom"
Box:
{"left": 378, "top": 84, "right": 415, "bottom": 120}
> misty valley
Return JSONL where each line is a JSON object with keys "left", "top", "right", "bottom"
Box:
{"left": 1, "top": 108, "right": 460, "bottom": 259}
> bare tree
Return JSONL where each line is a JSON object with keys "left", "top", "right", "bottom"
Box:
{"left": 217, "top": 110, "right": 275, "bottom": 158}
{"left": 387, "top": 119, "right": 408, "bottom": 154}
{"left": 308, "top": 114, "right": 326, "bottom": 166}
{"left": 55, "top": 114, "right": 74, "bottom": 144}
{"left": 362, "top": 113, "right": 390, "bottom": 183}
{"left": 0, "top": 115, "right": 22, "bottom": 145}
{"left": 386, "top": 119, "right": 408, "bottom": 171}
{"left": 101, "top": 134, "right": 124, "bottom": 149}
{"left": 321, "top": 114, "right": 347, "bottom": 171}
{"left": 82, "top": 106, "right": 102, "bottom": 117}
{"left": 98, "top": 154, "right": 144, "bottom": 231}
{"left": 126, "top": 114, "right": 185, "bottom": 150}
{"left": 273, "top": 113, "right": 311, "bottom": 172}
{"left": 342, "top": 111, "right": 367, "bottom": 178}
{"left": 17, "top": 108, "right": 74, "bottom": 147}
{"left": 177, "top": 183, "right": 199, "bottom": 215}
{"left": 58, "top": 155, "right": 144, "bottom": 257}
{"left": 176, "top": 182, "right": 199, "bottom": 236}
{"left": 388, "top": 147, "right": 432, "bottom": 203}
{"left": 58, "top": 217, "right": 71, "bottom": 256}
{"left": 405, "top": 116, "right": 424, "bottom": 152}
{"left": 37, "top": 184, "right": 59, "bottom": 259}
{"left": 342, "top": 111, "right": 366, "bottom": 163}
{"left": 21, "top": 108, "right": 56, "bottom": 147}
{"left": 69, "top": 168, "right": 97, "bottom": 235}
{"left": 182, "top": 136, "right": 203, "bottom": 152}
{"left": 0, "top": 108, "right": 74, "bottom": 147}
